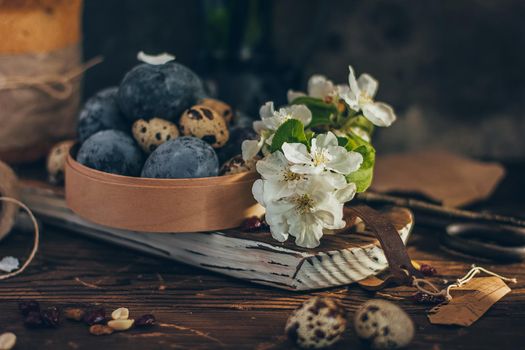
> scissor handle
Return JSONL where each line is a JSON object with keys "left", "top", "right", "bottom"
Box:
{"left": 443, "top": 223, "right": 525, "bottom": 262}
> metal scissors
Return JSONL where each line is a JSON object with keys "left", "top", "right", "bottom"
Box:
{"left": 441, "top": 223, "right": 525, "bottom": 262}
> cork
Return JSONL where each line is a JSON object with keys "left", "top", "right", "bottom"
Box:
{"left": 0, "top": 0, "right": 83, "bottom": 54}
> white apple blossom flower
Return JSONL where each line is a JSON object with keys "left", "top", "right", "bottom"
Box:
{"left": 242, "top": 102, "right": 312, "bottom": 160}
{"left": 339, "top": 66, "right": 396, "bottom": 127}
{"left": 287, "top": 75, "right": 348, "bottom": 105}
{"left": 282, "top": 132, "right": 363, "bottom": 175}
{"left": 254, "top": 176, "right": 353, "bottom": 248}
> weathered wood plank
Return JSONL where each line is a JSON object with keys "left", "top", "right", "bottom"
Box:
{"left": 19, "top": 180, "right": 413, "bottom": 291}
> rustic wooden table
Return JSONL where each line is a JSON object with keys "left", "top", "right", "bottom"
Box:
{"left": 0, "top": 163, "right": 524, "bottom": 349}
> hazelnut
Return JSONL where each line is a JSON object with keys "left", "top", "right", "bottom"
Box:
{"left": 132, "top": 118, "right": 179, "bottom": 153}
{"left": 354, "top": 299, "right": 414, "bottom": 349}
{"left": 200, "top": 98, "right": 234, "bottom": 124}
{"left": 285, "top": 297, "right": 347, "bottom": 349}
{"left": 108, "top": 319, "right": 134, "bottom": 331}
{"left": 46, "top": 140, "right": 75, "bottom": 185}
{"left": 179, "top": 105, "right": 229, "bottom": 148}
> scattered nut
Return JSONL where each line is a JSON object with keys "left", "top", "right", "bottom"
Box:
{"left": 108, "top": 319, "right": 134, "bottom": 331}
{"left": 200, "top": 98, "right": 234, "bottom": 124}
{"left": 18, "top": 300, "right": 40, "bottom": 316}
{"left": 46, "top": 140, "right": 75, "bottom": 185}
{"left": 0, "top": 332, "right": 16, "bottom": 350}
{"left": 219, "top": 154, "right": 258, "bottom": 175}
{"left": 89, "top": 324, "right": 114, "bottom": 336}
{"left": 135, "top": 314, "right": 156, "bottom": 327}
{"left": 354, "top": 299, "right": 415, "bottom": 349}
{"left": 41, "top": 306, "right": 60, "bottom": 328}
{"left": 111, "top": 307, "right": 129, "bottom": 320}
{"left": 83, "top": 308, "right": 106, "bottom": 325}
{"left": 64, "top": 308, "right": 86, "bottom": 321}
{"left": 179, "top": 105, "right": 230, "bottom": 148}
{"left": 285, "top": 297, "right": 347, "bottom": 349}
{"left": 132, "top": 118, "right": 179, "bottom": 153}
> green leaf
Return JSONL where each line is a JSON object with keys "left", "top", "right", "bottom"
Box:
{"left": 337, "top": 136, "right": 349, "bottom": 147}
{"left": 270, "top": 119, "right": 308, "bottom": 152}
{"left": 345, "top": 132, "right": 376, "bottom": 192}
{"left": 290, "top": 96, "right": 338, "bottom": 128}
{"left": 348, "top": 115, "right": 375, "bottom": 135}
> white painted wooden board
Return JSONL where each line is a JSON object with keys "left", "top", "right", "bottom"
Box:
{"left": 19, "top": 180, "right": 413, "bottom": 291}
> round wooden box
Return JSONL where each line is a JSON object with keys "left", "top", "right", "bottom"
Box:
{"left": 65, "top": 151, "right": 263, "bottom": 233}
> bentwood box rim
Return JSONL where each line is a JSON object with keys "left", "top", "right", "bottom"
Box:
{"left": 64, "top": 147, "right": 263, "bottom": 233}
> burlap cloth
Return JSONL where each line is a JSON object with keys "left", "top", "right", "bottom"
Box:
{"left": 0, "top": 44, "right": 82, "bottom": 163}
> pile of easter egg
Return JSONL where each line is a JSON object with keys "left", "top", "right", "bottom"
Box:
{"left": 75, "top": 58, "right": 257, "bottom": 179}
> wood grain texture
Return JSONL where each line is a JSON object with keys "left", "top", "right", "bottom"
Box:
{"left": 21, "top": 180, "right": 413, "bottom": 291}
{"left": 0, "top": 163, "right": 523, "bottom": 349}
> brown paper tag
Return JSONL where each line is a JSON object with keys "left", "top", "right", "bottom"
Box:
{"left": 428, "top": 277, "right": 511, "bottom": 326}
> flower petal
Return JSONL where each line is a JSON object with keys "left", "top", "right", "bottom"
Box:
{"left": 335, "top": 182, "right": 357, "bottom": 203}
{"left": 290, "top": 164, "right": 323, "bottom": 175}
{"left": 307, "top": 75, "right": 335, "bottom": 99}
{"left": 314, "top": 131, "right": 338, "bottom": 149}
{"left": 287, "top": 90, "right": 306, "bottom": 103}
{"left": 339, "top": 84, "right": 359, "bottom": 111}
{"left": 289, "top": 214, "right": 323, "bottom": 248}
{"left": 357, "top": 73, "right": 378, "bottom": 98}
{"left": 288, "top": 105, "right": 312, "bottom": 126}
{"left": 362, "top": 102, "right": 397, "bottom": 127}
{"left": 252, "top": 179, "right": 265, "bottom": 206}
{"left": 253, "top": 120, "right": 266, "bottom": 134}
{"left": 242, "top": 139, "right": 263, "bottom": 161}
{"left": 259, "top": 101, "right": 275, "bottom": 120}
{"left": 326, "top": 148, "right": 363, "bottom": 174}
{"left": 348, "top": 65, "right": 360, "bottom": 97}
{"left": 282, "top": 142, "right": 311, "bottom": 164}
{"left": 255, "top": 151, "right": 286, "bottom": 180}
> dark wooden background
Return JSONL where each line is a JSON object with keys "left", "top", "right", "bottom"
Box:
{"left": 0, "top": 163, "right": 524, "bottom": 349}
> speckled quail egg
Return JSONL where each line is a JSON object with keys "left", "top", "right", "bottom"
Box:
{"left": 285, "top": 297, "right": 347, "bottom": 349}
{"left": 354, "top": 299, "right": 414, "bottom": 349}
{"left": 132, "top": 118, "right": 179, "bottom": 153}
{"left": 179, "top": 105, "right": 229, "bottom": 148}
{"left": 46, "top": 140, "right": 75, "bottom": 185}
{"left": 219, "top": 155, "right": 259, "bottom": 175}
{"left": 200, "top": 98, "right": 234, "bottom": 124}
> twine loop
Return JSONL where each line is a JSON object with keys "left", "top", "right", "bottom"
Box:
{"left": 411, "top": 265, "right": 517, "bottom": 301}
{"left": 0, "top": 197, "right": 39, "bottom": 281}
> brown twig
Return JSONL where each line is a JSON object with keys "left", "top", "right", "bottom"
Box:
{"left": 355, "top": 192, "right": 525, "bottom": 228}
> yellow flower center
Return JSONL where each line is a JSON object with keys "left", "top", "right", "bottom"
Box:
{"left": 293, "top": 194, "right": 314, "bottom": 214}
{"left": 282, "top": 169, "right": 302, "bottom": 182}
{"left": 359, "top": 91, "right": 373, "bottom": 105}
{"left": 313, "top": 150, "right": 329, "bottom": 166}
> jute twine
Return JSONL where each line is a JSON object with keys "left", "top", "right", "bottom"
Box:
{"left": 0, "top": 55, "right": 103, "bottom": 100}
{"left": 0, "top": 197, "right": 39, "bottom": 281}
{"left": 411, "top": 265, "right": 517, "bottom": 301}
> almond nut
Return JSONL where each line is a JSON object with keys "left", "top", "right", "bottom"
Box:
{"left": 89, "top": 324, "right": 114, "bottom": 336}
{"left": 108, "top": 319, "right": 134, "bottom": 331}
{"left": 0, "top": 332, "right": 17, "bottom": 350}
{"left": 111, "top": 307, "right": 129, "bottom": 320}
